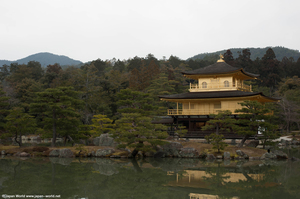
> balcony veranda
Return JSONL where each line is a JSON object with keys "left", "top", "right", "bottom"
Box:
{"left": 167, "top": 108, "right": 240, "bottom": 115}
{"left": 189, "top": 82, "right": 252, "bottom": 92}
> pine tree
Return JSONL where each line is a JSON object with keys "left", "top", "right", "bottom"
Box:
{"left": 89, "top": 114, "right": 115, "bottom": 137}
{"left": 146, "top": 73, "right": 176, "bottom": 115}
{"left": 115, "top": 88, "right": 168, "bottom": 157}
{"left": 205, "top": 133, "right": 228, "bottom": 153}
{"left": 30, "top": 87, "right": 84, "bottom": 147}
{"left": 258, "top": 121, "right": 279, "bottom": 149}
{"left": 14, "top": 78, "right": 43, "bottom": 112}
{"left": 235, "top": 101, "right": 278, "bottom": 147}
{"left": 202, "top": 110, "right": 237, "bottom": 135}
{"left": 117, "top": 88, "right": 158, "bottom": 117}
{"left": 114, "top": 113, "right": 168, "bottom": 157}
{"left": 4, "top": 107, "right": 37, "bottom": 147}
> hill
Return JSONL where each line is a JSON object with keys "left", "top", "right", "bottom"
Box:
{"left": 188, "top": 46, "right": 300, "bottom": 61}
{"left": 0, "top": 52, "right": 83, "bottom": 67}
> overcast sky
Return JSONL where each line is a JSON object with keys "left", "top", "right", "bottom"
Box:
{"left": 1, "top": 0, "right": 299, "bottom": 63}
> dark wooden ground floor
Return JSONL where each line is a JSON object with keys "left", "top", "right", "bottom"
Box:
{"left": 154, "top": 115, "right": 257, "bottom": 139}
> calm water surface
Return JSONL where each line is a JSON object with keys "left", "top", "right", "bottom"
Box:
{"left": 0, "top": 150, "right": 300, "bottom": 199}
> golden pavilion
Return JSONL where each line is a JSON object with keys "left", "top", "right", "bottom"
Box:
{"left": 159, "top": 55, "right": 279, "bottom": 138}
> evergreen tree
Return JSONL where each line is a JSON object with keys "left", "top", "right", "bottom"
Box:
{"left": 172, "top": 65, "right": 190, "bottom": 94}
{"left": 235, "top": 49, "right": 252, "bottom": 71}
{"left": 260, "top": 48, "right": 281, "bottom": 94}
{"left": 258, "top": 121, "right": 279, "bottom": 149}
{"left": 42, "top": 63, "right": 62, "bottom": 88}
{"left": 26, "top": 61, "right": 44, "bottom": 81}
{"left": 147, "top": 60, "right": 160, "bottom": 81}
{"left": 89, "top": 114, "right": 115, "bottom": 137}
{"left": 235, "top": 101, "right": 278, "bottom": 147}
{"left": 129, "top": 68, "right": 140, "bottom": 90}
{"left": 205, "top": 133, "right": 228, "bottom": 153}
{"left": 139, "top": 65, "right": 151, "bottom": 89}
{"left": 113, "top": 59, "right": 126, "bottom": 72}
{"left": 223, "top": 49, "right": 235, "bottom": 66}
{"left": 167, "top": 55, "right": 183, "bottom": 68}
{"left": 6, "top": 62, "right": 44, "bottom": 86}
{"left": 90, "top": 59, "right": 107, "bottom": 76}
{"left": 30, "top": 87, "right": 84, "bottom": 147}
{"left": 0, "top": 87, "right": 10, "bottom": 131}
{"left": 105, "top": 69, "right": 130, "bottom": 118}
{"left": 117, "top": 88, "right": 158, "bottom": 117}
{"left": 0, "top": 64, "right": 10, "bottom": 82}
{"left": 129, "top": 60, "right": 160, "bottom": 91}
{"left": 14, "top": 78, "right": 43, "bottom": 112}
{"left": 114, "top": 113, "right": 168, "bottom": 157}
{"left": 115, "top": 88, "right": 168, "bottom": 157}
{"left": 73, "top": 65, "right": 104, "bottom": 124}
{"left": 146, "top": 73, "right": 176, "bottom": 115}
{"left": 202, "top": 110, "right": 237, "bottom": 135}
{"left": 127, "top": 56, "right": 143, "bottom": 71}
{"left": 277, "top": 76, "right": 300, "bottom": 132}
{"left": 4, "top": 107, "right": 37, "bottom": 147}
{"left": 144, "top": 53, "right": 159, "bottom": 67}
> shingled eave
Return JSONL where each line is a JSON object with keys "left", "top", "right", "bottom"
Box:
{"left": 159, "top": 91, "right": 279, "bottom": 101}
{"left": 182, "top": 68, "right": 259, "bottom": 78}
{"left": 240, "top": 69, "right": 260, "bottom": 78}
{"left": 257, "top": 92, "right": 281, "bottom": 101}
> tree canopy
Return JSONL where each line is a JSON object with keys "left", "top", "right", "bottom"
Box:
{"left": 30, "top": 87, "right": 84, "bottom": 146}
{"left": 235, "top": 101, "right": 278, "bottom": 147}
{"left": 0, "top": 49, "right": 299, "bottom": 147}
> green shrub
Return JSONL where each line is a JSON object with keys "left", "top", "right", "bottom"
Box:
{"left": 205, "top": 133, "right": 228, "bottom": 153}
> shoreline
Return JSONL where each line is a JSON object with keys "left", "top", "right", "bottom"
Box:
{"left": 1, "top": 140, "right": 297, "bottom": 161}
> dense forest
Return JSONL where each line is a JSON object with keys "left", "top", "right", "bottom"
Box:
{"left": 1, "top": 48, "right": 300, "bottom": 148}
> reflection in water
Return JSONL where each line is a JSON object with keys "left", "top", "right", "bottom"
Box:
{"left": 167, "top": 169, "right": 263, "bottom": 188}
{"left": 0, "top": 157, "right": 299, "bottom": 199}
{"left": 50, "top": 157, "right": 73, "bottom": 165}
{"left": 93, "top": 158, "right": 120, "bottom": 176}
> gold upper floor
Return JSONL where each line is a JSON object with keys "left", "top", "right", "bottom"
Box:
{"left": 189, "top": 76, "right": 252, "bottom": 92}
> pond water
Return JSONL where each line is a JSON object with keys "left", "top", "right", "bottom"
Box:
{"left": 0, "top": 154, "right": 300, "bottom": 199}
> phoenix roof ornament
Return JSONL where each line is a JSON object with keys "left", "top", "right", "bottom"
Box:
{"left": 217, "top": 54, "right": 225, "bottom": 62}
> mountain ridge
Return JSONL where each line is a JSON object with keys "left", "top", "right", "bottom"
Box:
{"left": 188, "top": 46, "right": 300, "bottom": 61}
{"left": 0, "top": 52, "right": 83, "bottom": 67}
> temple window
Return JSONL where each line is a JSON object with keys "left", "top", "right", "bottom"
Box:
{"left": 202, "top": 82, "right": 207, "bottom": 88}
{"left": 224, "top": 80, "right": 229, "bottom": 87}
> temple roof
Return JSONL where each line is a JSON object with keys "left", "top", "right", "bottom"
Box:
{"left": 159, "top": 90, "right": 280, "bottom": 101}
{"left": 182, "top": 62, "right": 259, "bottom": 78}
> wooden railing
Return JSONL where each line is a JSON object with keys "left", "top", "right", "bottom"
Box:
{"left": 190, "top": 82, "right": 252, "bottom": 92}
{"left": 237, "top": 82, "right": 251, "bottom": 91}
{"left": 168, "top": 108, "right": 240, "bottom": 115}
{"left": 168, "top": 109, "right": 183, "bottom": 115}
